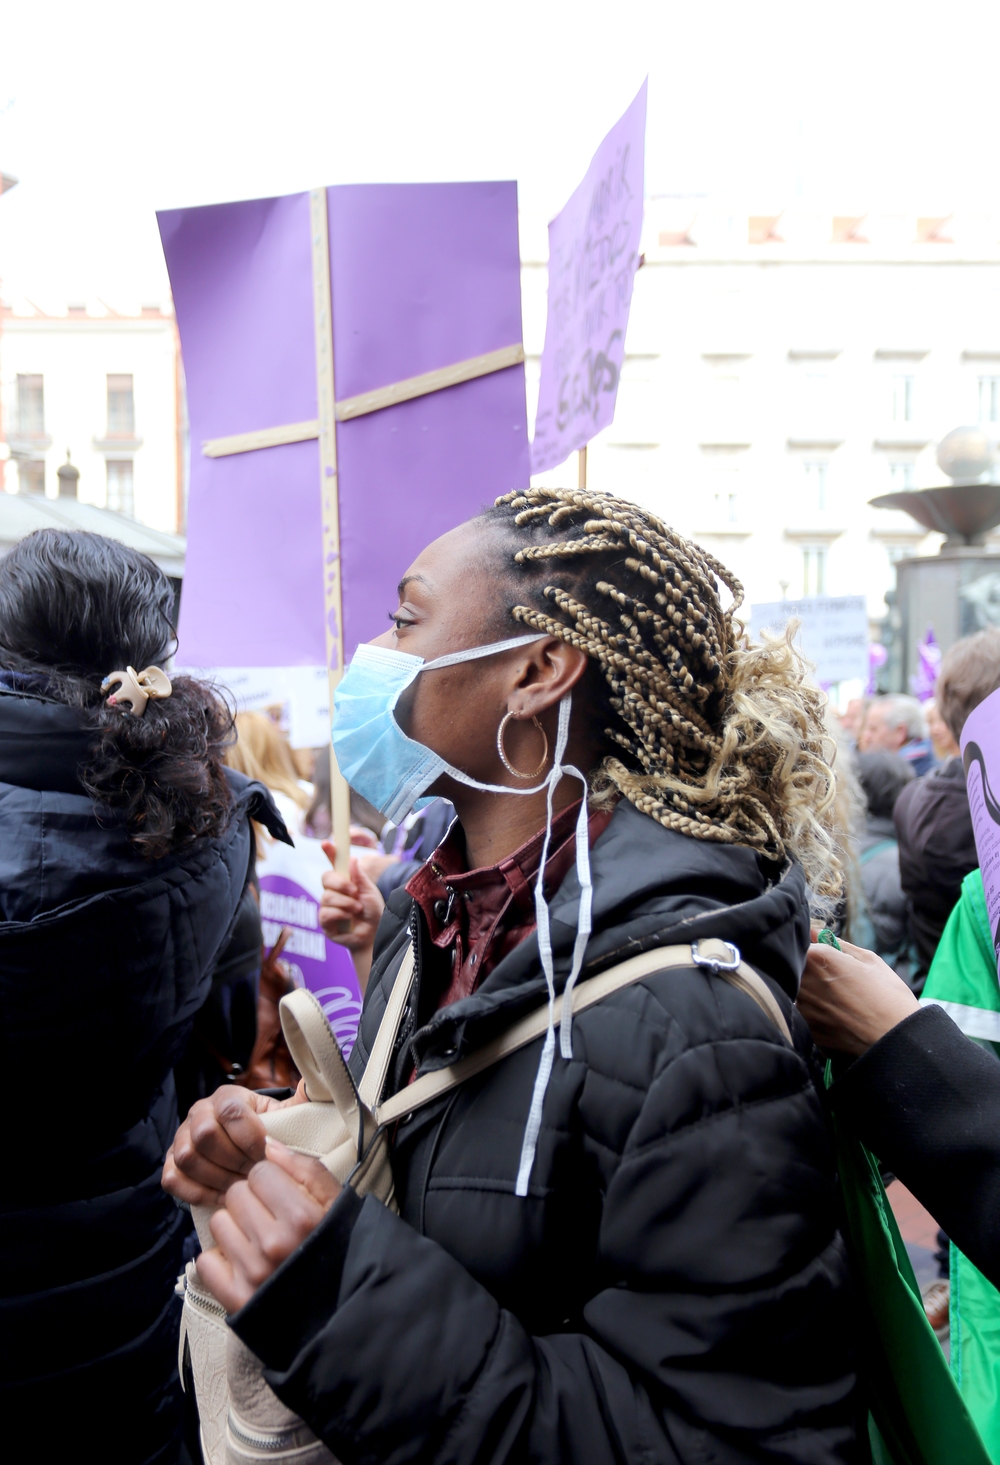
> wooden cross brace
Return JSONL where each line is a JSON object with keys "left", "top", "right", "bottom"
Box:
{"left": 198, "top": 189, "right": 524, "bottom": 873}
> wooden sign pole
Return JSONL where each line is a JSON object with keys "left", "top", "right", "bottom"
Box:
{"left": 578, "top": 445, "right": 587, "bottom": 490}
{"left": 310, "top": 188, "right": 352, "bottom": 877}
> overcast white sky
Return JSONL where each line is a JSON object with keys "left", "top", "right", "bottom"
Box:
{"left": 1, "top": 0, "right": 998, "bottom": 308}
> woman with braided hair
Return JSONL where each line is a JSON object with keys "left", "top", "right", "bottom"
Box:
{"left": 166, "top": 489, "right": 861, "bottom": 1464}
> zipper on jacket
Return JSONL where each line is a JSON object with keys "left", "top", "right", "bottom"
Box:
{"left": 388, "top": 906, "right": 421, "bottom": 1094}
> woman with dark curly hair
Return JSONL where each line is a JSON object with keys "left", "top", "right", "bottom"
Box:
{"left": 0, "top": 529, "right": 288, "bottom": 1465}
{"left": 167, "top": 489, "right": 861, "bottom": 1464}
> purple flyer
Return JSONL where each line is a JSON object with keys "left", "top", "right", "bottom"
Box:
{"left": 531, "top": 80, "right": 647, "bottom": 474}
{"left": 257, "top": 836, "right": 363, "bottom": 1057}
{"left": 961, "top": 686, "right": 1000, "bottom": 974}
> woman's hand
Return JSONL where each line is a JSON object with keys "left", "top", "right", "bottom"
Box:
{"left": 196, "top": 1138, "right": 341, "bottom": 1313}
{"left": 797, "top": 938, "right": 919, "bottom": 1056}
{"left": 319, "top": 840, "right": 384, "bottom": 990}
{"left": 162, "top": 1082, "right": 308, "bottom": 1207}
{"left": 319, "top": 841, "right": 385, "bottom": 947}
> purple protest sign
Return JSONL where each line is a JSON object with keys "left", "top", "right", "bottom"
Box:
{"left": 257, "top": 838, "right": 363, "bottom": 1056}
{"left": 530, "top": 81, "right": 647, "bottom": 475}
{"left": 158, "top": 183, "right": 530, "bottom": 673}
{"left": 961, "top": 686, "right": 1000, "bottom": 974}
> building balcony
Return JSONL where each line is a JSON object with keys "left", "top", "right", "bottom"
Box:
{"left": 786, "top": 429, "right": 846, "bottom": 450}
{"left": 872, "top": 430, "right": 932, "bottom": 451}
{"left": 6, "top": 432, "right": 53, "bottom": 458}
{"left": 92, "top": 434, "right": 143, "bottom": 454}
{"left": 783, "top": 525, "right": 847, "bottom": 542}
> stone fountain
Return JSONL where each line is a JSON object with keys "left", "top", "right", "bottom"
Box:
{"left": 871, "top": 427, "right": 1000, "bottom": 692}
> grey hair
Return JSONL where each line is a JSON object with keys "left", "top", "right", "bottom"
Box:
{"left": 873, "top": 693, "right": 927, "bottom": 741}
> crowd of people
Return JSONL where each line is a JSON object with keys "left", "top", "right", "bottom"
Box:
{"left": 3, "top": 501, "right": 1000, "bottom": 1465}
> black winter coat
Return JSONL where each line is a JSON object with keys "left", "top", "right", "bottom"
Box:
{"left": 894, "top": 757, "right": 977, "bottom": 983}
{"left": 233, "top": 799, "right": 861, "bottom": 1464}
{"left": 0, "top": 685, "right": 287, "bottom": 1465}
{"left": 830, "top": 1003, "right": 1000, "bottom": 1292}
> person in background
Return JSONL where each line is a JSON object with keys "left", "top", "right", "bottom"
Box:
{"left": 178, "top": 715, "right": 317, "bottom": 1112}
{"left": 893, "top": 628, "right": 1000, "bottom": 988}
{"left": 855, "top": 751, "right": 914, "bottom": 976}
{"left": 226, "top": 709, "right": 312, "bottom": 843}
{"left": 306, "top": 744, "right": 408, "bottom": 894}
{"left": 176, "top": 709, "right": 311, "bottom": 1118}
{"left": 304, "top": 743, "right": 390, "bottom": 848}
{"left": 925, "top": 697, "right": 960, "bottom": 764}
{"left": 823, "top": 707, "right": 867, "bottom": 943}
{"left": 0, "top": 529, "right": 287, "bottom": 1465}
{"left": 797, "top": 937, "right": 1000, "bottom": 1456}
{"left": 839, "top": 695, "right": 870, "bottom": 747}
{"left": 375, "top": 796, "right": 457, "bottom": 901}
{"left": 173, "top": 873, "right": 266, "bottom": 1120}
{"left": 858, "top": 692, "right": 935, "bottom": 776}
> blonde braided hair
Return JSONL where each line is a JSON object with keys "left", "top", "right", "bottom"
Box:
{"left": 488, "top": 486, "right": 842, "bottom": 901}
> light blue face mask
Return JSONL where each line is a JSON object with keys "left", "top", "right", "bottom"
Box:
{"left": 332, "top": 634, "right": 549, "bottom": 826}
{"left": 332, "top": 634, "right": 595, "bottom": 1195}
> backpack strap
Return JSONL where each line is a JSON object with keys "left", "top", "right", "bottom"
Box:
{"left": 374, "top": 937, "right": 792, "bottom": 1127}
{"left": 358, "top": 943, "right": 416, "bottom": 1110}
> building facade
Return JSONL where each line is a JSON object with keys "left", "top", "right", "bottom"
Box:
{"left": 0, "top": 300, "right": 184, "bottom": 534}
{"left": 521, "top": 205, "right": 1000, "bottom": 637}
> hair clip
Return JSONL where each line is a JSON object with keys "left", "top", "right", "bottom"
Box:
{"left": 101, "top": 665, "right": 172, "bottom": 717}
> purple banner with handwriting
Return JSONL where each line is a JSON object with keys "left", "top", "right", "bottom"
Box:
{"left": 961, "top": 685, "right": 1000, "bottom": 976}
{"left": 158, "top": 183, "right": 530, "bottom": 670}
{"left": 530, "top": 80, "right": 647, "bottom": 475}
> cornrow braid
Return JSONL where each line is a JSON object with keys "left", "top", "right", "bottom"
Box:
{"left": 485, "top": 486, "right": 841, "bottom": 901}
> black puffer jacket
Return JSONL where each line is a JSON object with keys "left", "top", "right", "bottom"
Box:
{"left": 894, "top": 756, "right": 977, "bottom": 984}
{"left": 233, "top": 799, "right": 860, "bottom": 1464}
{"left": 0, "top": 686, "right": 287, "bottom": 1465}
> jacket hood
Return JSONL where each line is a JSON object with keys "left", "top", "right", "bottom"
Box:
{"left": 0, "top": 682, "right": 95, "bottom": 794}
{"left": 0, "top": 684, "right": 290, "bottom": 925}
{"left": 395, "top": 797, "right": 810, "bottom": 1072}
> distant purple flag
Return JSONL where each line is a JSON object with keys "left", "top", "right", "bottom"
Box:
{"left": 158, "top": 183, "right": 529, "bottom": 732}
{"left": 866, "top": 642, "right": 888, "bottom": 695}
{"left": 910, "top": 625, "right": 941, "bottom": 702}
{"left": 530, "top": 80, "right": 647, "bottom": 475}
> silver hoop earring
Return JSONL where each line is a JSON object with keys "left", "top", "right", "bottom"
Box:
{"left": 497, "top": 712, "right": 549, "bottom": 779}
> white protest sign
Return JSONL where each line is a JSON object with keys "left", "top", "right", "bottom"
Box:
{"left": 750, "top": 596, "right": 868, "bottom": 684}
{"left": 176, "top": 664, "right": 331, "bottom": 748}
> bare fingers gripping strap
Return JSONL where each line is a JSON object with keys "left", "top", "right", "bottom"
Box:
{"left": 264, "top": 987, "right": 370, "bottom": 1168}
{"left": 264, "top": 945, "right": 417, "bottom": 1174}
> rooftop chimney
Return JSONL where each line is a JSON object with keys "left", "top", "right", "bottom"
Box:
{"left": 57, "top": 451, "right": 79, "bottom": 499}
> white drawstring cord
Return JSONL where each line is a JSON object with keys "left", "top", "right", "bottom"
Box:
{"left": 514, "top": 696, "right": 593, "bottom": 1197}
{"left": 421, "top": 671, "right": 594, "bottom": 1199}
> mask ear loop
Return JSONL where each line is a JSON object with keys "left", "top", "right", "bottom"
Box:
{"left": 513, "top": 693, "right": 593, "bottom": 1198}
{"left": 412, "top": 634, "right": 593, "bottom": 1197}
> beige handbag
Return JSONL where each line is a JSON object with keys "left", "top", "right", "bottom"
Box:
{"left": 178, "top": 937, "right": 790, "bottom": 1463}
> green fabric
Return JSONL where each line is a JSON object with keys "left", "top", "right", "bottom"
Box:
{"left": 919, "top": 873, "right": 1000, "bottom": 1456}
{"left": 923, "top": 871, "right": 999, "bottom": 1014}
{"left": 951, "top": 1244, "right": 1000, "bottom": 1461}
{"left": 922, "top": 869, "right": 1000, "bottom": 1051}
{"left": 826, "top": 1061, "right": 991, "bottom": 1465}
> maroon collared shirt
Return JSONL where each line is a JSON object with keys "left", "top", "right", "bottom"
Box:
{"left": 405, "top": 799, "right": 614, "bottom": 1011}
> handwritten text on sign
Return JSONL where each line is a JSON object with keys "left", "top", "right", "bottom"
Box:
{"left": 750, "top": 596, "right": 869, "bottom": 686}
{"left": 530, "top": 80, "right": 647, "bottom": 474}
